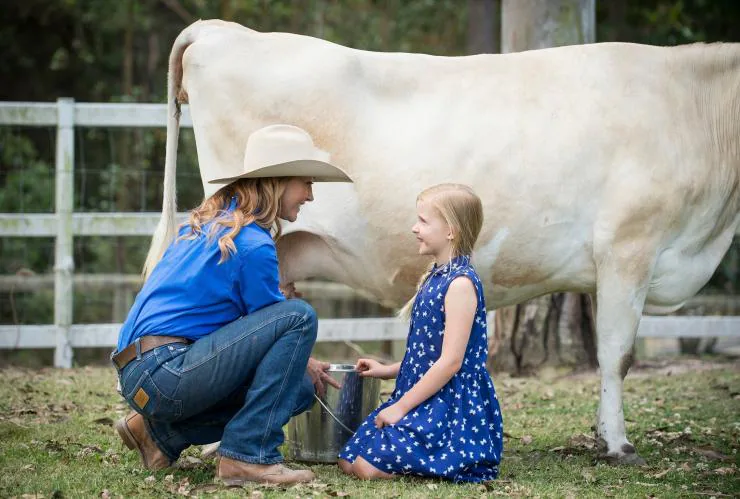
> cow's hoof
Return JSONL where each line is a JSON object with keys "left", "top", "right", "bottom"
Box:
{"left": 601, "top": 450, "right": 647, "bottom": 466}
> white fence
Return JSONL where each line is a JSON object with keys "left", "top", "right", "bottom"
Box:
{"left": 1, "top": 99, "right": 739, "bottom": 367}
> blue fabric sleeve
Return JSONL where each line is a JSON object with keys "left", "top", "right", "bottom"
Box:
{"left": 238, "top": 242, "right": 286, "bottom": 314}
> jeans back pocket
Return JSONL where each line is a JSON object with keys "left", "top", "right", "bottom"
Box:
{"left": 125, "top": 369, "right": 183, "bottom": 421}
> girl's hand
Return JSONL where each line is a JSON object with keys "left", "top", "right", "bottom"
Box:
{"left": 374, "top": 403, "right": 407, "bottom": 429}
{"left": 356, "top": 358, "right": 392, "bottom": 379}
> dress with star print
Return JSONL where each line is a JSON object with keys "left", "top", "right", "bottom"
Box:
{"left": 338, "top": 255, "right": 503, "bottom": 482}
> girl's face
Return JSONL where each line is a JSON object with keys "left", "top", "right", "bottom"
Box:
{"left": 411, "top": 199, "right": 453, "bottom": 258}
{"left": 279, "top": 177, "right": 314, "bottom": 222}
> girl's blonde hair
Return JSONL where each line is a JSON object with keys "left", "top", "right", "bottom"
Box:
{"left": 398, "top": 183, "right": 484, "bottom": 319}
{"left": 179, "top": 177, "right": 290, "bottom": 262}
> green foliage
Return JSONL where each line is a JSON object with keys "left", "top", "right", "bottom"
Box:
{"left": 0, "top": 130, "right": 55, "bottom": 213}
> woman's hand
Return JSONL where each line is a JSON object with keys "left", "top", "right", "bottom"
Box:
{"left": 307, "top": 357, "right": 340, "bottom": 398}
{"left": 356, "top": 358, "right": 393, "bottom": 379}
{"left": 279, "top": 282, "right": 303, "bottom": 299}
{"left": 374, "top": 403, "right": 407, "bottom": 429}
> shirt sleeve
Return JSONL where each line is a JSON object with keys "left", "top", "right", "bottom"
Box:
{"left": 238, "top": 242, "right": 286, "bottom": 314}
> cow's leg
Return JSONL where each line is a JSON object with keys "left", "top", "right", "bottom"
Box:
{"left": 593, "top": 255, "right": 652, "bottom": 466}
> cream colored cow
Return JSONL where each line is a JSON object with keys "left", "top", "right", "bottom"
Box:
{"left": 145, "top": 19, "right": 740, "bottom": 464}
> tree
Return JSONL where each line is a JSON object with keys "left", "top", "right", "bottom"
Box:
{"left": 488, "top": 0, "right": 598, "bottom": 374}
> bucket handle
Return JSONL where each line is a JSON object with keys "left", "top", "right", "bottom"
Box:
{"left": 312, "top": 393, "right": 355, "bottom": 435}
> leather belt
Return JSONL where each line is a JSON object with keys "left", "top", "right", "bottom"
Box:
{"left": 112, "top": 335, "right": 192, "bottom": 370}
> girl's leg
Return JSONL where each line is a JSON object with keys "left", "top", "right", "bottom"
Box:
{"left": 337, "top": 458, "right": 355, "bottom": 476}
{"left": 352, "top": 456, "right": 394, "bottom": 480}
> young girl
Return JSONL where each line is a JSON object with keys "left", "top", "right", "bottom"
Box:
{"left": 337, "top": 183, "right": 503, "bottom": 483}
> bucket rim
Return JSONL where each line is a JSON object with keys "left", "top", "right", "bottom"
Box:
{"left": 328, "top": 363, "right": 358, "bottom": 372}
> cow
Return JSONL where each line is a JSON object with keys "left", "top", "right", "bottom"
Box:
{"left": 144, "top": 19, "right": 740, "bottom": 465}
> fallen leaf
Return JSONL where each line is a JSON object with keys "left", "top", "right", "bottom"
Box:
{"left": 44, "top": 440, "right": 65, "bottom": 452}
{"left": 521, "top": 435, "right": 533, "bottom": 445}
{"left": 76, "top": 445, "right": 103, "bottom": 458}
{"left": 93, "top": 417, "right": 114, "bottom": 426}
{"left": 191, "top": 484, "right": 220, "bottom": 494}
{"left": 694, "top": 447, "right": 730, "bottom": 461}
{"left": 144, "top": 476, "right": 156, "bottom": 484}
{"left": 177, "top": 456, "right": 204, "bottom": 469}
{"left": 426, "top": 483, "right": 438, "bottom": 490}
{"left": 327, "top": 491, "right": 350, "bottom": 497}
{"left": 581, "top": 469, "right": 596, "bottom": 483}
{"left": 21, "top": 464, "right": 35, "bottom": 471}
{"left": 681, "top": 462, "right": 692, "bottom": 472}
{"left": 176, "top": 477, "right": 191, "bottom": 496}
{"left": 567, "top": 433, "right": 598, "bottom": 450}
{"left": 100, "top": 490, "right": 111, "bottom": 499}
{"left": 713, "top": 467, "right": 736, "bottom": 475}
{"left": 250, "top": 491, "right": 264, "bottom": 498}
{"left": 549, "top": 446, "right": 566, "bottom": 452}
{"left": 651, "top": 468, "right": 671, "bottom": 479}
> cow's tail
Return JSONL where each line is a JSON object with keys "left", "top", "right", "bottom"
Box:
{"left": 142, "top": 22, "right": 201, "bottom": 280}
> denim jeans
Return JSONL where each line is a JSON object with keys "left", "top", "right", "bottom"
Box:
{"left": 114, "top": 299, "right": 318, "bottom": 464}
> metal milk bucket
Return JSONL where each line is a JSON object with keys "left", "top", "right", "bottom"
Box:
{"left": 286, "top": 363, "right": 381, "bottom": 463}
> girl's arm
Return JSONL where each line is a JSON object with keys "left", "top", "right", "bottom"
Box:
{"left": 375, "top": 276, "right": 476, "bottom": 426}
{"left": 356, "top": 359, "right": 401, "bottom": 379}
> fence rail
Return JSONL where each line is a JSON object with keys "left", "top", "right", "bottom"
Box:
{"left": 2, "top": 316, "right": 739, "bottom": 350}
{"left": 1, "top": 99, "right": 739, "bottom": 367}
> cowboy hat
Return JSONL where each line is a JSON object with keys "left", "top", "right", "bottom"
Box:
{"left": 208, "top": 124, "right": 352, "bottom": 184}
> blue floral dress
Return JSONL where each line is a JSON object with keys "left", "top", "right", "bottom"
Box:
{"left": 339, "top": 255, "right": 503, "bottom": 482}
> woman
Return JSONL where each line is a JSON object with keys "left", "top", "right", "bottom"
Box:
{"left": 112, "top": 124, "right": 352, "bottom": 485}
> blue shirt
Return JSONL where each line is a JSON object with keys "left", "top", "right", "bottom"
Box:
{"left": 116, "top": 217, "right": 285, "bottom": 351}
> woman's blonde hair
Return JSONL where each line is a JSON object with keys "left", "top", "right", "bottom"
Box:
{"left": 398, "top": 183, "right": 484, "bottom": 319}
{"left": 179, "top": 177, "right": 290, "bottom": 262}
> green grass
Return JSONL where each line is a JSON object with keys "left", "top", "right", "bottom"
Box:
{"left": 0, "top": 358, "right": 738, "bottom": 498}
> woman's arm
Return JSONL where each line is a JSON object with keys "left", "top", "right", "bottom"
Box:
{"left": 237, "top": 242, "right": 285, "bottom": 313}
{"left": 375, "top": 276, "right": 477, "bottom": 427}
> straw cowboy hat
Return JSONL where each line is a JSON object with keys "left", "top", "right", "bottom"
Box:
{"left": 208, "top": 124, "right": 352, "bottom": 184}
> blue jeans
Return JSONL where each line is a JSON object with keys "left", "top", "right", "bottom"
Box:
{"left": 114, "top": 299, "right": 318, "bottom": 464}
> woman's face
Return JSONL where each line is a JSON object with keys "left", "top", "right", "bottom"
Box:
{"left": 279, "top": 177, "right": 314, "bottom": 222}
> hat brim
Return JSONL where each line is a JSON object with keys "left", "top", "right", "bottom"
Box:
{"left": 208, "top": 159, "right": 353, "bottom": 184}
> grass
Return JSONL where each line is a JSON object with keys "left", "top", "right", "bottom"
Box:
{"left": 0, "top": 357, "right": 738, "bottom": 498}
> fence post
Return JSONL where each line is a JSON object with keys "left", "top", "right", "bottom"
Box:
{"left": 54, "top": 98, "right": 75, "bottom": 368}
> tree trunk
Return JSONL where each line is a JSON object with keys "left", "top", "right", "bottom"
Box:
{"left": 501, "top": 0, "right": 595, "bottom": 52}
{"left": 488, "top": 0, "right": 597, "bottom": 374}
{"left": 467, "top": 0, "right": 501, "bottom": 55}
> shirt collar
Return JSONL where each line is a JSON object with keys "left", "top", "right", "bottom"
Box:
{"left": 431, "top": 254, "right": 470, "bottom": 275}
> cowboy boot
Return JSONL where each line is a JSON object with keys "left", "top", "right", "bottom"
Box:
{"left": 115, "top": 411, "right": 172, "bottom": 471}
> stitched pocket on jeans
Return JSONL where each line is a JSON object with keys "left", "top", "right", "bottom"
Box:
{"left": 125, "top": 370, "right": 183, "bottom": 420}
